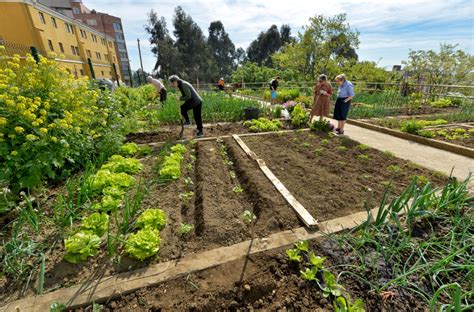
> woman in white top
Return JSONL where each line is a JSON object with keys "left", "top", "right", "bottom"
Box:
{"left": 146, "top": 76, "right": 167, "bottom": 103}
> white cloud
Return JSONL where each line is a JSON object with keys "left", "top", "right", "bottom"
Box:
{"left": 85, "top": 0, "right": 473, "bottom": 72}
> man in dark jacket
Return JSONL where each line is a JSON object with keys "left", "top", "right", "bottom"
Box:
{"left": 169, "top": 75, "right": 204, "bottom": 137}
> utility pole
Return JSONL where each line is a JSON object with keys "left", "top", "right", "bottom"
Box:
{"left": 137, "top": 38, "right": 145, "bottom": 84}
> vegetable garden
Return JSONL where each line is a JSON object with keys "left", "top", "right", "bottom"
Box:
{"left": 0, "top": 51, "right": 473, "bottom": 312}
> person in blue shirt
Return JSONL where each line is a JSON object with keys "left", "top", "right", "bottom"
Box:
{"left": 334, "top": 74, "right": 354, "bottom": 135}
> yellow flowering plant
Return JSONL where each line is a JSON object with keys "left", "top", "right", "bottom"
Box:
{"left": 0, "top": 49, "right": 124, "bottom": 195}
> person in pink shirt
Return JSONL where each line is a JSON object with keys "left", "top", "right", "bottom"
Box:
{"left": 147, "top": 76, "right": 167, "bottom": 103}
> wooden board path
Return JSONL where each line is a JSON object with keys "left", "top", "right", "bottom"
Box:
{"left": 232, "top": 134, "right": 318, "bottom": 228}
{"left": 0, "top": 208, "right": 375, "bottom": 312}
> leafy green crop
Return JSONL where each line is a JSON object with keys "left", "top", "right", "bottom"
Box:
{"left": 125, "top": 227, "right": 161, "bottom": 260}
{"left": 333, "top": 296, "right": 365, "bottom": 312}
{"left": 136, "top": 208, "right": 167, "bottom": 231}
{"left": 81, "top": 213, "right": 109, "bottom": 236}
{"left": 89, "top": 169, "right": 136, "bottom": 194}
{"left": 291, "top": 105, "right": 309, "bottom": 128}
{"left": 242, "top": 210, "right": 256, "bottom": 225}
{"left": 286, "top": 248, "right": 302, "bottom": 262}
{"left": 179, "top": 223, "right": 194, "bottom": 236}
{"left": 101, "top": 155, "right": 143, "bottom": 174}
{"left": 295, "top": 240, "right": 309, "bottom": 253}
{"left": 300, "top": 266, "right": 318, "bottom": 281}
{"left": 321, "top": 270, "right": 344, "bottom": 298}
{"left": 64, "top": 231, "right": 101, "bottom": 264}
{"left": 309, "top": 252, "right": 326, "bottom": 269}
{"left": 159, "top": 144, "right": 187, "bottom": 181}
{"left": 243, "top": 118, "right": 283, "bottom": 132}
{"left": 310, "top": 120, "right": 332, "bottom": 132}
{"left": 170, "top": 144, "right": 187, "bottom": 154}
{"left": 120, "top": 143, "right": 140, "bottom": 156}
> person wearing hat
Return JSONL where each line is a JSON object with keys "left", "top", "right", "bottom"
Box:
{"left": 146, "top": 76, "right": 167, "bottom": 103}
{"left": 168, "top": 75, "right": 204, "bottom": 137}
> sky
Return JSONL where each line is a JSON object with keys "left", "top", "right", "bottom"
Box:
{"left": 87, "top": 0, "right": 474, "bottom": 72}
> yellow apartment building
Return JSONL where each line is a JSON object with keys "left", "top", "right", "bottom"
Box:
{"left": 0, "top": 0, "right": 121, "bottom": 81}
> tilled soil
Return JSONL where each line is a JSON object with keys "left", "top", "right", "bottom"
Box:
{"left": 243, "top": 131, "right": 446, "bottom": 221}
{"left": 76, "top": 238, "right": 427, "bottom": 312}
{"left": 126, "top": 123, "right": 250, "bottom": 144}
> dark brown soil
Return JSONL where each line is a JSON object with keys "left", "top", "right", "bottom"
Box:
{"left": 126, "top": 123, "right": 250, "bottom": 144}
{"left": 75, "top": 238, "right": 427, "bottom": 312}
{"left": 243, "top": 131, "right": 446, "bottom": 221}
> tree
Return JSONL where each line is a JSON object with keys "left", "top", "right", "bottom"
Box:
{"left": 273, "top": 14, "right": 359, "bottom": 81}
{"left": 247, "top": 25, "right": 292, "bottom": 67}
{"left": 146, "top": 10, "right": 181, "bottom": 78}
{"left": 173, "top": 6, "right": 215, "bottom": 82}
{"left": 402, "top": 44, "right": 473, "bottom": 85}
{"left": 235, "top": 47, "right": 246, "bottom": 66}
{"left": 208, "top": 21, "right": 236, "bottom": 80}
{"left": 231, "top": 61, "right": 302, "bottom": 83}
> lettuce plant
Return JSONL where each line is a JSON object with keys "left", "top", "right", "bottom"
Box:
{"left": 242, "top": 210, "right": 256, "bottom": 225}
{"left": 101, "top": 155, "right": 143, "bottom": 174}
{"left": 136, "top": 208, "right": 167, "bottom": 230}
{"left": 309, "top": 252, "right": 326, "bottom": 269}
{"left": 286, "top": 248, "right": 302, "bottom": 262}
{"left": 120, "top": 143, "right": 139, "bottom": 156}
{"left": 81, "top": 213, "right": 109, "bottom": 236}
{"left": 64, "top": 231, "right": 101, "bottom": 264}
{"left": 125, "top": 227, "right": 161, "bottom": 260}
{"left": 295, "top": 240, "right": 309, "bottom": 253}
{"left": 170, "top": 144, "right": 187, "bottom": 155}
{"left": 300, "top": 266, "right": 318, "bottom": 281}
{"left": 333, "top": 296, "right": 365, "bottom": 312}
{"left": 89, "top": 170, "right": 136, "bottom": 194}
{"left": 321, "top": 270, "right": 344, "bottom": 298}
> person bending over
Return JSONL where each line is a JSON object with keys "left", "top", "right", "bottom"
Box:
{"left": 146, "top": 76, "right": 167, "bottom": 103}
{"left": 269, "top": 76, "right": 281, "bottom": 105}
{"left": 169, "top": 75, "right": 204, "bottom": 138}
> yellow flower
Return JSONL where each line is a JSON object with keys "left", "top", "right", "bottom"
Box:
{"left": 39, "top": 128, "right": 48, "bottom": 134}
{"left": 15, "top": 126, "right": 24, "bottom": 133}
{"left": 11, "top": 150, "right": 18, "bottom": 156}
{"left": 0, "top": 117, "right": 7, "bottom": 127}
{"left": 32, "top": 121, "right": 39, "bottom": 127}
{"left": 26, "top": 134, "right": 38, "bottom": 141}
{"left": 51, "top": 136, "right": 58, "bottom": 143}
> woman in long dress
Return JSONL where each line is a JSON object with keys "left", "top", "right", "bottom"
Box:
{"left": 310, "top": 74, "right": 333, "bottom": 123}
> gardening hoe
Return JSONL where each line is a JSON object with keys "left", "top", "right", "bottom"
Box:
{"left": 178, "top": 119, "right": 184, "bottom": 139}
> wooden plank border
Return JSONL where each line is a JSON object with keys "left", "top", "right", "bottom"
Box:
{"left": 0, "top": 208, "right": 374, "bottom": 312}
{"left": 232, "top": 134, "right": 318, "bottom": 228}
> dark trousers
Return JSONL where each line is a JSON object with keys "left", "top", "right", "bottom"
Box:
{"left": 181, "top": 101, "right": 203, "bottom": 132}
{"left": 160, "top": 89, "right": 167, "bottom": 102}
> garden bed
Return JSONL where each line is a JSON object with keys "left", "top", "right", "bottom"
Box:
{"left": 243, "top": 131, "right": 447, "bottom": 221}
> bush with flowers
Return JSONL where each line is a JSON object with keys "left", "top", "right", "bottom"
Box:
{"left": 0, "top": 49, "right": 124, "bottom": 195}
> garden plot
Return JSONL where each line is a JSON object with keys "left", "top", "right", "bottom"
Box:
{"left": 0, "top": 137, "right": 301, "bottom": 304}
{"left": 242, "top": 131, "right": 447, "bottom": 221}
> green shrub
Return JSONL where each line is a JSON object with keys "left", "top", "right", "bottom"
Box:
{"left": 264, "top": 89, "right": 300, "bottom": 103}
{"left": 273, "top": 105, "right": 282, "bottom": 118}
{"left": 120, "top": 143, "right": 140, "bottom": 156}
{"left": 291, "top": 105, "right": 309, "bottom": 128}
{"left": 310, "top": 120, "right": 332, "bottom": 133}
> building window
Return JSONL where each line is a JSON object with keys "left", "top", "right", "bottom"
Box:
{"left": 108, "top": 41, "right": 112, "bottom": 48}
{"left": 47, "top": 40, "right": 54, "bottom": 51}
{"left": 80, "top": 69, "right": 84, "bottom": 76}
{"left": 86, "top": 49, "right": 92, "bottom": 58}
{"left": 104, "top": 54, "right": 109, "bottom": 61}
{"left": 51, "top": 17, "right": 57, "bottom": 28}
{"left": 73, "top": 8, "right": 81, "bottom": 14}
{"left": 65, "top": 23, "right": 74, "bottom": 34}
{"left": 95, "top": 52, "right": 101, "bottom": 60}
{"left": 91, "top": 34, "right": 97, "bottom": 43}
{"left": 113, "top": 23, "right": 121, "bottom": 31}
{"left": 75, "top": 46, "right": 80, "bottom": 55}
{"left": 101, "top": 71, "right": 105, "bottom": 76}
{"left": 58, "top": 42, "right": 64, "bottom": 53}
{"left": 71, "top": 45, "right": 76, "bottom": 55}
{"left": 113, "top": 56, "right": 116, "bottom": 63}
{"left": 38, "top": 12, "right": 46, "bottom": 24}
{"left": 87, "top": 19, "right": 97, "bottom": 26}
